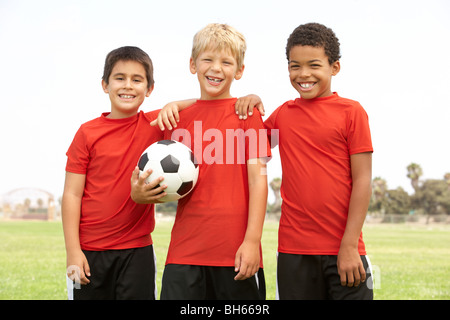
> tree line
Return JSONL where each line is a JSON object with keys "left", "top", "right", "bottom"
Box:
{"left": 156, "top": 162, "right": 450, "bottom": 223}
{"left": 369, "top": 163, "right": 450, "bottom": 222}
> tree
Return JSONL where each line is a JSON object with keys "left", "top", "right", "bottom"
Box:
{"left": 407, "top": 163, "right": 423, "bottom": 191}
{"left": 24, "top": 198, "right": 31, "bottom": 212}
{"left": 384, "top": 187, "right": 411, "bottom": 215}
{"left": 444, "top": 173, "right": 450, "bottom": 191}
{"left": 156, "top": 201, "right": 177, "bottom": 213}
{"left": 269, "top": 177, "right": 282, "bottom": 213}
{"left": 369, "top": 177, "right": 387, "bottom": 213}
{"left": 411, "top": 179, "right": 450, "bottom": 223}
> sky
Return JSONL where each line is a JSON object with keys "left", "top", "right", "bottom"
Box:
{"left": 0, "top": 0, "right": 449, "bottom": 202}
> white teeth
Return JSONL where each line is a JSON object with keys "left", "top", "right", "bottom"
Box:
{"left": 300, "top": 83, "right": 314, "bottom": 88}
{"left": 120, "top": 95, "right": 134, "bottom": 99}
{"left": 207, "top": 77, "right": 222, "bottom": 83}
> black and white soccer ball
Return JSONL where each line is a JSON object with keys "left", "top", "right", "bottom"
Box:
{"left": 137, "top": 140, "right": 199, "bottom": 202}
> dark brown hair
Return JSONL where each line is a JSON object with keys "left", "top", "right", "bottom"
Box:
{"left": 102, "top": 46, "right": 154, "bottom": 89}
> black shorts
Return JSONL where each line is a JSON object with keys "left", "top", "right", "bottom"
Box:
{"left": 277, "top": 253, "right": 373, "bottom": 300}
{"left": 160, "top": 264, "right": 266, "bottom": 300}
{"left": 67, "top": 245, "right": 156, "bottom": 300}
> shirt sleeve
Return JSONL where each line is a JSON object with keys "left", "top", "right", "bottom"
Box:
{"left": 65, "top": 126, "right": 90, "bottom": 174}
{"left": 264, "top": 104, "right": 284, "bottom": 149}
{"left": 245, "top": 109, "right": 272, "bottom": 161}
{"left": 347, "top": 103, "right": 373, "bottom": 155}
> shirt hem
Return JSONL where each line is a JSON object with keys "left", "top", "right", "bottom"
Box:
{"left": 278, "top": 249, "right": 367, "bottom": 256}
{"left": 81, "top": 240, "right": 153, "bottom": 251}
{"left": 165, "top": 260, "right": 264, "bottom": 268}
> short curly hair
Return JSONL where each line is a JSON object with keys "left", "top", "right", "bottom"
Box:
{"left": 286, "top": 23, "right": 341, "bottom": 65}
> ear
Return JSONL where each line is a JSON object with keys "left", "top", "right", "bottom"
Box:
{"left": 189, "top": 57, "right": 197, "bottom": 74}
{"left": 101, "top": 79, "right": 109, "bottom": 93}
{"left": 331, "top": 61, "right": 340, "bottom": 76}
{"left": 146, "top": 84, "right": 154, "bottom": 97}
{"left": 234, "top": 64, "right": 245, "bottom": 80}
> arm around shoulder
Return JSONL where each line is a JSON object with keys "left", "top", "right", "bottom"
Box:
{"left": 150, "top": 99, "right": 196, "bottom": 131}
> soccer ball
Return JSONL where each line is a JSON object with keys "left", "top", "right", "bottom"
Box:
{"left": 137, "top": 140, "right": 199, "bottom": 202}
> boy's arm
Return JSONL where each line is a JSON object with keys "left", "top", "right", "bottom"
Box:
{"left": 337, "top": 152, "right": 372, "bottom": 287}
{"left": 150, "top": 99, "right": 197, "bottom": 131}
{"left": 234, "top": 158, "right": 268, "bottom": 280}
{"left": 151, "top": 95, "right": 266, "bottom": 131}
{"left": 61, "top": 172, "right": 90, "bottom": 285}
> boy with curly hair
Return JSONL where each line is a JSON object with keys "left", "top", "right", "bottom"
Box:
{"left": 264, "top": 23, "right": 374, "bottom": 299}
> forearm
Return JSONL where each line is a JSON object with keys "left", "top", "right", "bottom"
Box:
{"left": 341, "top": 153, "right": 372, "bottom": 248}
{"left": 245, "top": 159, "right": 268, "bottom": 244}
{"left": 341, "top": 178, "right": 371, "bottom": 248}
{"left": 245, "top": 198, "right": 266, "bottom": 245}
{"left": 337, "top": 153, "right": 372, "bottom": 287}
{"left": 233, "top": 159, "right": 268, "bottom": 280}
{"left": 151, "top": 99, "right": 197, "bottom": 130}
{"left": 62, "top": 193, "right": 82, "bottom": 254}
{"left": 175, "top": 99, "right": 197, "bottom": 111}
{"left": 61, "top": 172, "right": 85, "bottom": 255}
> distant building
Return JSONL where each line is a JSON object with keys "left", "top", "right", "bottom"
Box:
{"left": 0, "top": 188, "right": 60, "bottom": 221}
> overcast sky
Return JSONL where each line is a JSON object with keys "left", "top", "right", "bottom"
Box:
{"left": 1, "top": 0, "right": 449, "bottom": 201}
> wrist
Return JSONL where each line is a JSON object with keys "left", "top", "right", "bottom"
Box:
{"left": 242, "top": 235, "right": 261, "bottom": 246}
{"left": 340, "top": 236, "right": 358, "bottom": 250}
{"left": 65, "top": 241, "right": 82, "bottom": 255}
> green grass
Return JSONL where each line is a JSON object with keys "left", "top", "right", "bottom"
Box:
{"left": 0, "top": 220, "right": 449, "bottom": 300}
{"left": 0, "top": 221, "right": 66, "bottom": 299}
{"left": 362, "top": 223, "right": 450, "bottom": 299}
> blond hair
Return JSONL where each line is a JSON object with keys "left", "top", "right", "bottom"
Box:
{"left": 191, "top": 23, "right": 246, "bottom": 69}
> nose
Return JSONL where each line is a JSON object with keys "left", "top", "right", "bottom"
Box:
{"left": 210, "top": 60, "right": 221, "bottom": 72}
{"left": 124, "top": 78, "right": 133, "bottom": 88}
{"left": 298, "top": 67, "right": 311, "bottom": 78}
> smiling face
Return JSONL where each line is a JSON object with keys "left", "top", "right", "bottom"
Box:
{"left": 288, "top": 45, "right": 340, "bottom": 99}
{"left": 101, "top": 60, "right": 153, "bottom": 118}
{"left": 190, "top": 47, "right": 244, "bottom": 100}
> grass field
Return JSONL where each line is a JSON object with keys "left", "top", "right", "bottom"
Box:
{"left": 0, "top": 219, "right": 449, "bottom": 300}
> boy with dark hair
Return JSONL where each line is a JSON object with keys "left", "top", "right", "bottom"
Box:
{"left": 63, "top": 45, "right": 263, "bottom": 300}
{"left": 264, "top": 22, "right": 374, "bottom": 299}
{"left": 62, "top": 46, "right": 165, "bottom": 300}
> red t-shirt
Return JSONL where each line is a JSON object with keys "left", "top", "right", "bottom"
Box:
{"left": 163, "top": 98, "right": 271, "bottom": 267}
{"left": 264, "top": 93, "right": 373, "bottom": 255}
{"left": 66, "top": 110, "right": 163, "bottom": 251}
